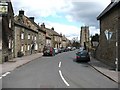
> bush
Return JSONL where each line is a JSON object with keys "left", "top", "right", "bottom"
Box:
{"left": 17, "top": 51, "right": 24, "bottom": 57}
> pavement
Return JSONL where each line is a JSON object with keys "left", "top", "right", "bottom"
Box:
{"left": 0, "top": 53, "right": 43, "bottom": 75}
{"left": 0, "top": 52, "right": 119, "bottom": 84}
{"left": 89, "top": 56, "right": 119, "bottom": 84}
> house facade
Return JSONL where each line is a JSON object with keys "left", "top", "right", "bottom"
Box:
{"left": 62, "top": 35, "right": 67, "bottom": 48}
{"left": 96, "top": 1, "right": 120, "bottom": 70}
{"left": 14, "top": 10, "right": 43, "bottom": 58}
{"left": 50, "top": 28, "right": 62, "bottom": 48}
{"left": 38, "top": 27, "right": 46, "bottom": 52}
{"left": 41, "top": 23, "right": 51, "bottom": 47}
{"left": 1, "top": 1, "right": 14, "bottom": 62}
{"left": 41, "top": 23, "right": 63, "bottom": 48}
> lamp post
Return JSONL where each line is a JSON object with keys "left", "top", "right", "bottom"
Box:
{"left": 104, "top": 29, "right": 118, "bottom": 71}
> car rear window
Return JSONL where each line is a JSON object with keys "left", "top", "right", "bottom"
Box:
{"left": 78, "top": 51, "right": 88, "bottom": 56}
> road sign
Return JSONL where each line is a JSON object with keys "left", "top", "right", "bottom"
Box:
{"left": 104, "top": 30, "right": 113, "bottom": 40}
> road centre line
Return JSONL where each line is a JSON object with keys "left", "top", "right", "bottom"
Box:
{"left": 59, "top": 70, "right": 70, "bottom": 87}
{"left": 59, "top": 61, "right": 61, "bottom": 68}
{"left": 2, "top": 72, "right": 11, "bottom": 77}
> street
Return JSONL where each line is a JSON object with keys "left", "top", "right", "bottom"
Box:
{"left": 2, "top": 50, "right": 118, "bottom": 88}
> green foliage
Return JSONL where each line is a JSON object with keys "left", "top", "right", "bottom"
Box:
{"left": 91, "top": 34, "right": 99, "bottom": 42}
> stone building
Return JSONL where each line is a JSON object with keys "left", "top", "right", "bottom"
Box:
{"left": 97, "top": 0, "right": 120, "bottom": 70}
{"left": 62, "top": 35, "right": 67, "bottom": 48}
{"left": 38, "top": 25, "right": 46, "bottom": 52}
{"left": 41, "top": 23, "right": 51, "bottom": 47}
{"left": 14, "top": 10, "right": 44, "bottom": 57}
{"left": 41, "top": 23, "right": 62, "bottom": 48}
{"left": 80, "top": 26, "right": 90, "bottom": 48}
{"left": 1, "top": 0, "right": 14, "bottom": 62}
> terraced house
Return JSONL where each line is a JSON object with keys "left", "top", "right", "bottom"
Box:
{"left": 41, "top": 23, "right": 52, "bottom": 47}
{"left": 1, "top": 0, "right": 14, "bottom": 63}
{"left": 40, "top": 23, "right": 70, "bottom": 48}
{"left": 41, "top": 23, "right": 63, "bottom": 48}
{"left": 62, "top": 35, "right": 68, "bottom": 48}
{"left": 14, "top": 10, "right": 46, "bottom": 58}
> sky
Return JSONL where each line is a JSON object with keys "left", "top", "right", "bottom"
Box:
{"left": 11, "top": 0, "right": 111, "bottom": 40}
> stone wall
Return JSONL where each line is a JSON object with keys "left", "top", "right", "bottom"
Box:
{"left": 118, "top": 5, "right": 120, "bottom": 71}
{"left": 96, "top": 6, "right": 119, "bottom": 68}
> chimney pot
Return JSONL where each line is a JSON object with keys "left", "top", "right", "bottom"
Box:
{"left": 19, "top": 10, "right": 24, "bottom": 16}
{"left": 29, "top": 17, "right": 34, "bottom": 22}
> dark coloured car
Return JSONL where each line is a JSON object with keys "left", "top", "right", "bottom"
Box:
{"left": 76, "top": 50, "right": 90, "bottom": 62}
{"left": 43, "top": 46, "right": 55, "bottom": 56}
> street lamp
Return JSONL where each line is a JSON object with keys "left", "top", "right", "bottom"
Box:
{"left": 104, "top": 29, "right": 118, "bottom": 71}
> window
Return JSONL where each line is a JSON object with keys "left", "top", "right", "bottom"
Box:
{"left": 21, "top": 45, "right": 24, "bottom": 52}
{"left": 39, "top": 35, "right": 41, "bottom": 39}
{"left": 8, "top": 39, "right": 11, "bottom": 49}
{"left": 8, "top": 41, "right": 11, "bottom": 49}
{"left": 35, "top": 43, "right": 38, "bottom": 50}
{"left": 28, "top": 34, "right": 30, "bottom": 39}
{"left": 28, "top": 45, "right": 30, "bottom": 50}
{"left": 12, "top": 40, "right": 13, "bottom": 52}
{"left": 39, "top": 44, "right": 41, "bottom": 48}
{"left": 0, "top": 40, "right": 2, "bottom": 50}
{"left": 32, "top": 35, "right": 34, "bottom": 40}
{"left": 21, "top": 33, "right": 24, "bottom": 39}
{"left": 34, "top": 36, "right": 36, "bottom": 41}
{"left": 9, "top": 19, "right": 12, "bottom": 28}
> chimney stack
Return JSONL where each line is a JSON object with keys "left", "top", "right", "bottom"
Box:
{"left": 29, "top": 17, "right": 34, "bottom": 22}
{"left": 19, "top": 10, "right": 24, "bottom": 16}
{"left": 41, "top": 23, "right": 45, "bottom": 29}
{"left": 51, "top": 27, "right": 54, "bottom": 31}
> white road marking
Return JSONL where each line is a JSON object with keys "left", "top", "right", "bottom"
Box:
{"left": 59, "top": 61, "right": 62, "bottom": 68}
{"left": 2, "top": 72, "right": 10, "bottom": 77}
{"left": 0, "top": 77, "right": 2, "bottom": 79}
{"left": 59, "top": 70, "right": 70, "bottom": 87}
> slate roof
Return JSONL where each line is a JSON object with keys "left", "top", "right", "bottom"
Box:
{"left": 97, "top": 1, "right": 120, "bottom": 20}
{"left": 45, "top": 28, "right": 61, "bottom": 36}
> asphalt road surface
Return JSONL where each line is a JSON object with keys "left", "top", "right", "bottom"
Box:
{"left": 2, "top": 50, "right": 118, "bottom": 88}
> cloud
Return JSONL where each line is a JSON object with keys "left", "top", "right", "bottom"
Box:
{"left": 63, "top": 1, "right": 110, "bottom": 28}
{"left": 12, "top": 0, "right": 68, "bottom": 17}
{"left": 11, "top": 0, "right": 111, "bottom": 40}
{"left": 44, "top": 21, "right": 80, "bottom": 40}
{"left": 89, "top": 26, "right": 100, "bottom": 36}
{"left": 65, "top": 15, "right": 74, "bottom": 22}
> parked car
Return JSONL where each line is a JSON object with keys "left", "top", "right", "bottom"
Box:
{"left": 79, "top": 47, "right": 84, "bottom": 52}
{"left": 67, "top": 47, "right": 72, "bottom": 51}
{"left": 58, "top": 48, "right": 62, "bottom": 53}
{"left": 43, "top": 46, "right": 55, "bottom": 56}
{"left": 76, "top": 50, "right": 90, "bottom": 62}
{"left": 54, "top": 48, "right": 59, "bottom": 54}
{"left": 71, "top": 47, "right": 76, "bottom": 51}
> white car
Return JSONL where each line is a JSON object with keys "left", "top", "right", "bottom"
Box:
{"left": 54, "top": 48, "right": 58, "bottom": 54}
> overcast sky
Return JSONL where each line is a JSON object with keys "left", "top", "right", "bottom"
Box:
{"left": 11, "top": 0, "right": 111, "bottom": 40}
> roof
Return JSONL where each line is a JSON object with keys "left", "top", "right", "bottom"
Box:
{"left": 97, "top": 1, "right": 120, "bottom": 20}
{"left": 14, "top": 15, "right": 39, "bottom": 33}
{"left": 25, "top": 16, "right": 45, "bottom": 33}
{"left": 14, "top": 20, "right": 38, "bottom": 33}
{"left": 45, "top": 28, "right": 61, "bottom": 36}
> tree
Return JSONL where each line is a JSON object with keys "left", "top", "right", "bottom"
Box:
{"left": 91, "top": 34, "right": 99, "bottom": 42}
